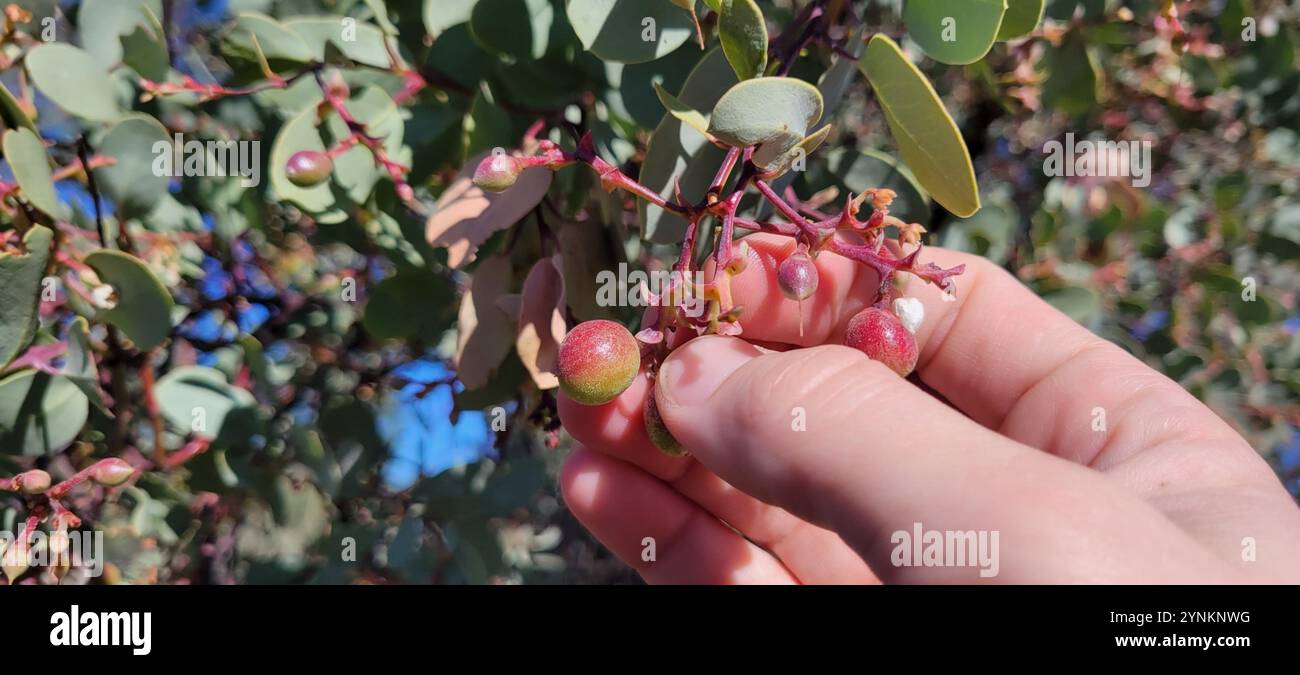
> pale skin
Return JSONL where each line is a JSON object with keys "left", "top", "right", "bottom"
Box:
{"left": 557, "top": 233, "right": 1300, "bottom": 584}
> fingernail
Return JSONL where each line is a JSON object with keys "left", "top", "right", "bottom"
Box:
{"left": 657, "top": 336, "right": 760, "bottom": 408}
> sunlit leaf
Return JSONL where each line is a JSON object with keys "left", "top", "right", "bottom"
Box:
{"left": 84, "top": 250, "right": 176, "bottom": 351}
{"left": 0, "top": 226, "right": 53, "bottom": 368}
{"left": 860, "top": 35, "right": 980, "bottom": 217}
{"left": 26, "top": 43, "right": 123, "bottom": 122}
{"left": 567, "top": 0, "right": 696, "bottom": 64}
{"left": 903, "top": 0, "right": 1007, "bottom": 65}
{"left": 718, "top": 0, "right": 767, "bottom": 80}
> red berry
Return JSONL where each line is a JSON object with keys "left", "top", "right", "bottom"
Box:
{"left": 844, "top": 306, "right": 919, "bottom": 377}
{"left": 643, "top": 384, "right": 684, "bottom": 456}
{"left": 90, "top": 458, "right": 134, "bottom": 487}
{"left": 777, "top": 249, "right": 819, "bottom": 301}
{"left": 285, "top": 150, "right": 333, "bottom": 187}
{"left": 556, "top": 320, "right": 640, "bottom": 406}
{"left": 473, "top": 153, "right": 523, "bottom": 192}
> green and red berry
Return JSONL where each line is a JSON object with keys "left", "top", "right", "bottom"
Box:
{"left": 557, "top": 320, "right": 641, "bottom": 406}
{"left": 285, "top": 150, "right": 333, "bottom": 187}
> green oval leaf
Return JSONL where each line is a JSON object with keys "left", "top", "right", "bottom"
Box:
{"left": 285, "top": 16, "right": 398, "bottom": 68}
{"left": 155, "top": 366, "right": 259, "bottom": 443}
{"left": 0, "top": 80, "right": 36, "bottom": 133}
{"left": 0, "top": 370, "right": 89, "bottom": 456}
{"left": 1040, "top": 32, "right": 1099, "bottom": 116}
{"left": 706, "top": 77, "right": 823, "bottom": 169}
{"left": 903, "top": 0, "right": 1007, "bottom": 65}
{"left": 0, "top": 226, "right": 53, "bottom": 368}
{"left": 424, "top": 0, "right": 477, "bottom": 36}
{"left": 719, "top": 0, "right": 768, "bottom": 80}
{"left": 120, "top": 7, "right": 171, "bottom": 81}
{"left": 638, "top": 48, "right": 737, "bottom": 244}
{"left": 998, "top": 0, "right": 1045, "bottom": 40}
{"left": 78, "top": 0, "right": 163, "bottom": 65}
{"left": 859, "top": 35, "right": 980, "bottom": 217}
{"left": 84, "top": 250, "right": 176, "bottom": 351}
{"left": 3, "top": 128, "right": 67, "bottom": 220}
{"left": 470, "top": 0, "right": 554, "bottom": 60}
{"left": 223, "top": 12, "right": 314, "bottom": 65}
{"left": 567, "top": 0, "right": 696, "bottom": 64}
{"left": 25, "top": 43, "right": 123, "bottom": 122}
{"left": 98, "top": 114, "right": 172, "bottom": 219}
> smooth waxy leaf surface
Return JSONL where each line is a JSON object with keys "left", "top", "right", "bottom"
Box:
{"left": 99, "top": 114, "right": 172, "bottom": 219}
{"left": 860, "top": 35, "right": 980, "bottom": 217}
{"left": 903, "top": 0, "right": 1007, "bottom": 65}
{"left": 567, "top": 0, "right": 696, "bottom": 64}
{"left": 707, "top": 77, "right": 823, "bottom": 169}
{"left": 3, "top": 128, "right": 67, "bottom": 219}
{"left": 718, "top": 0, "right": 767, "bottom": 80}
{"left": 26, "top": 43, "right": 123, "bottom": 122}
{"left": 0, "top": 226, "right": 53, "bottom": 369}
{"left": 998, "top": 0, "right": 1045, "bottom": 39}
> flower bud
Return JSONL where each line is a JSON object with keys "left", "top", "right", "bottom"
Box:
{"left": 285, "top": 150, "right": 333, "bottom": 187}
{"left": 472, "top": 152, "right": 523, "bottom": 193}
{"left": 15, "top": 469, "right": 50, "bottom": 495}
{"left": 90, "top": 458, "right": 134, "bottom": 487}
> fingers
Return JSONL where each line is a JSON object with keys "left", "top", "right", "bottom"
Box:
{"left": 726, "top": 233, "right": 881, "bottom": 346}
{"left": 653, "top": 336, "right": 1232, "bottom": 582}
{"left": 557, "top": 370, "right": 690, "bottom": 481}
{"left": 559, "top": 446, "right": 797, "bottom": 584}
{"left": 558, "top": 370, "right": 877, "bottom": 583}
{"left": 731, "top": 236, "right": 1256, "bottom": 475}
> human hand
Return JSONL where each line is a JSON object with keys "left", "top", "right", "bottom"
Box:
{"left": 557, "top": 233, "right": 1300, "bottom": 584}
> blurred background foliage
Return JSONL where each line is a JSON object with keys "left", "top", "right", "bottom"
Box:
{"left": 0, "top": 0, "right": 1296, "bottom": 584}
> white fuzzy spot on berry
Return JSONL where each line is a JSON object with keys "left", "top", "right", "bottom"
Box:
{"left": 892, "top": 297, "right": 924, "bottom": 334}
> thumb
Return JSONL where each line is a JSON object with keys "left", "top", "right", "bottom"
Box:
{"left": 653, "top": 336, "right": 1224, "bottom": 582}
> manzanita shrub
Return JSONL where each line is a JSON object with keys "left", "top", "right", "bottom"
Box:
{"left": 0, "top": 0, "right": 1296, "bottom": 584}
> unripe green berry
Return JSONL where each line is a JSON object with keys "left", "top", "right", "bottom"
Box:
{"left": 556, "top": 320, "right": 640, "bottom": 406}
{"left": 285, "top": 150, "right": 333, "bottom": 187}
{"left": 472, "top": 153, "right": 523, "bottom": 192}
{"left": 844, "top": 306, "right": 919, "bottom": 377}
{"left": 643, "top": 385, "right": 684, "bottom": 456}
{"left": 90, "top": 458, "right": 134, "bottom": 487}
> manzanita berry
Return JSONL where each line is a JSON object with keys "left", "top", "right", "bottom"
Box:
{"left": 777, "top": 248, "right": 819, "bottom": 301}
{"left": 472, "top": 152, "right": 524, "bottom": 193}
{"left": 285, "top": 150, "right": 333, "bottom": 187}
{"left": 643, "top": 385, "right": 684, "bottom": 456}
{"left": 89, "top": 458, "right": 134, "bottom": 487}
{"left": 778, "top": 248, "right": 819, "bottom": 336}
{"left": 556, "top": 320, "right": 640, "bottom": 406}
{"left": 844, "top": 306, "right": 919, "bottom": 377}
